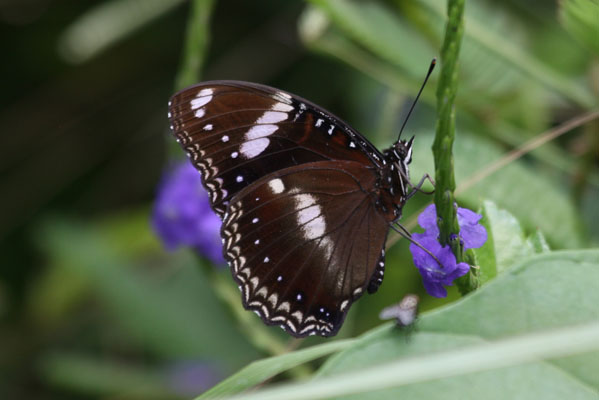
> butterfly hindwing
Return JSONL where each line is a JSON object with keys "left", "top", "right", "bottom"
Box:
{"left": 222, "top": 160, "right": 389, "bottom": 337}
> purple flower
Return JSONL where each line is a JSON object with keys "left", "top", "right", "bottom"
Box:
{"left": 152, "top": 162, "right": 224, "bottom": 265}
{"left": 166, "top": 361, "right": 221, "bottom": 396}
{"left": 417, "top": 204, "right": 487, "bottom": 249}
{"left": 409, "top": 204, "right": 487, "bottom": 297}
{"left": 410, "top": 233, "right": 470, "bottom": 298}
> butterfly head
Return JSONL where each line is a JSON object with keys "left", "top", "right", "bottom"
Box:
{"left": 393, "top": 136, "right": 414, "bottom": 166}
{"left": 385, "top": 136, "right": 414, "bottom": 180}
{"left": 377, "top": 136, "right": 415, "bottom": 222}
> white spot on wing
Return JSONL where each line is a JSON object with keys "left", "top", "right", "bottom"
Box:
{"left": 222, "top": 135, "right": 229, "bottom": 142}
{"left": 257, "top": 111, "right": 288, "bottom": 124}
{"left": 292, "top": 311, "right": 303, "bottom": 323}
{"left": 289, "top": 189, "right": 335, "bottom": 259}
{"left": 275, "top": 91, "right": 292, "bottom": 100}
{"left": 204, "top": 124, "right": 213, "bottom": 131}
{"left": 268, "top": 178, "right": 285, "bottom": 194}
{"left": 190, "top": 88, "right": 213, "bottom": 110}
{"left": 268, "top": 293, "right": 278, "bottom": 307}
{"left": 240, "top": 138, "right": 270, "bottom": 159}
{"left": 341, "top": 300, "right": 349, "bottom": 311}
{"left": 272, "top": 102, "right": 294, "bottom": 112}
{"left": 194, "top": 108, "right": 206, "bottom": 118}
{"left": 239, "top": 118, "right": 279, "bottom": 159}
{"left": 295, "top": 194, "right": 325, "bottom": 240}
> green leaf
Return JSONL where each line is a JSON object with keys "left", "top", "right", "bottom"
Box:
{"left": 39, "top": 219, "right": 258, "bottom": 367}
{"left": 38, "top": 353, "right": 173, "bottom": 397}
{"left": 303, "top": 250, "right": 599, "bottom": 399}
{"left": 229, "top": 323, "right": 599, "bottom": 400}
{"left": 298, "top": 2, "right": 597, "bottom": 186}
{"left": 57, "top": 0, "right": 186, "bottom": 63}
{"left": 201, "top": 251, "right": 599, "bottom": 399}
{"left": 196, "top": 340, "right": 354, "bottom": 399}
{"left": 420, "top": 250, "right": 599, "bottom": 337}
{"left": 476, "top": 200, "right": 552, "bottom": 285}
{"left": 305, "top": 0, "right": 435, "bottom": 79}
{"left": 304, "top": 0, "right": 595, "bottom": 108}
{"left": 480, "top": 200, "right": 535, "bottom": 276}
{"left": 409, "top": 131, "right": 584, "bottom": 248}
{"left": 414, "top": 0, "right": 596, "bottom": 108}
{"left": 297, "top": 23, "right": 436, "bottom": 108}
{"left": 174, "top": 0, "right": 217, "bottom": 90}
{"left": 528, "top": 229, "right": 551, "bottom": 254}
{"left": 559, "top": 0, "right": 599, "bottom": 55}
{"left": 475, "top": 203, "right": 497, "bottom": 284}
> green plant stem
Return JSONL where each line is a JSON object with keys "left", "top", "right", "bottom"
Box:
{"left": 432, "top": 0, "right": 477, "bottom": 294}
{"left": 174, "top": 0, "right": 216, "bottom": 91}
{"left": 170, "top": 0, "right": 216, "bottom": 159}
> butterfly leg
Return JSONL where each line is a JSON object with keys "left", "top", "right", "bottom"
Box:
{"left": 406, "top": 174, "right": 435, "bottom": 199}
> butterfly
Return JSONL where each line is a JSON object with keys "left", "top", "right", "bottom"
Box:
{"left": 167, "top": 67, "right": 434, "bottom": 337}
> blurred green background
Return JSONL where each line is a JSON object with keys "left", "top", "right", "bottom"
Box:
{"left": 1, "top": 0, "right": 597, "bottom": 398}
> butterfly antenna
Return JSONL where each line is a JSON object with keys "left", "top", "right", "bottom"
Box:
{"left": 390, "top": 222, "right": 444, "bottom": 268}
{"left": 397, "top": 58, "right": 436, "bottom": 141}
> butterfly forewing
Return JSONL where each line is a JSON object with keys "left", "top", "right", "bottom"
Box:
{"left": 222, "top": 161, "right": 389, "bottom": 337}
{"left": 168, "top": 81, "right": 382, "bottom": 218}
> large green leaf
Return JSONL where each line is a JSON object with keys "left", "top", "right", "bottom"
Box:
{"left": 210, "top": 250, "right": 599, "bottom": 399}
{"left": 309, "top": 250, "right": 599, "bottom": 399}
{"left": 196, "top": 340, "right": 354, "bottom": 399}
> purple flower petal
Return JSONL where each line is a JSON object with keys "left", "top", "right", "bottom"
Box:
{"left": 167, "top": 361, "right": 221, "bottom": 396}
{"left": 417, "top": 204, "right": 487, "bottom": 250}
{"left": 421, "top": 278, "right": 448, "bottom": 298}
{"left": 457, "top": 208, "right": 487, "bottom": 249}
{"left": 152, "top": 162, "right": 225, "bottom": 265}
{"left": 417, "top": 204, "right": 439, "bottom": 233}
{"left": 409, "top": 232, "right": 470, "bottom": 298}
{"left": 457, "top": 207, "right": 482, "bottom": 225}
